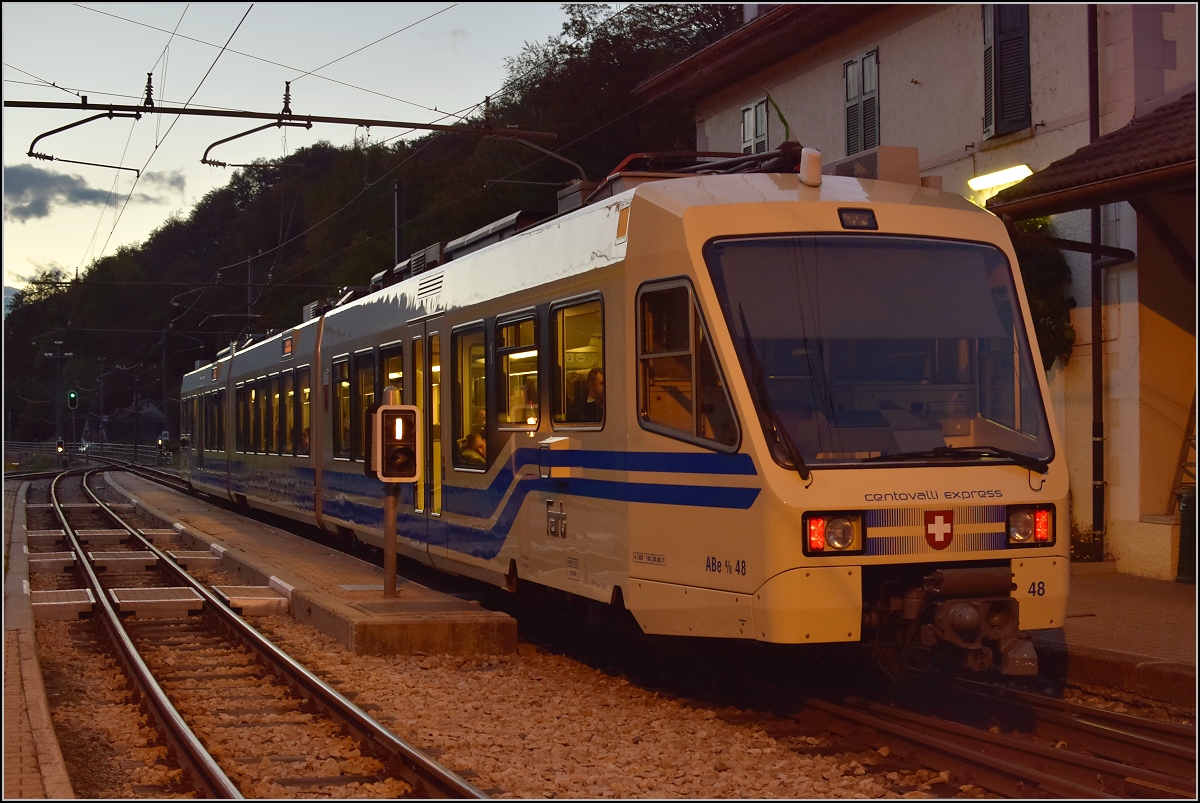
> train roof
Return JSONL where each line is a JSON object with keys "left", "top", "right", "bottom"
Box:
{"left": 183, "top": 169, "right": 991, "bottom": 387}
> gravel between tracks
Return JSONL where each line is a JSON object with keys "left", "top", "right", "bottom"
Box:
{"left": 257, "top": 617, "right": 926, "bottom": 799}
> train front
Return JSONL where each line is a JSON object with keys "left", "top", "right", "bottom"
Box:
{"left": 664, "top": 173, "right": 1069, "bottom": 677}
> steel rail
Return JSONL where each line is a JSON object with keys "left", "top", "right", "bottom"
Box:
{"left": 946, "top": 677, "right": 1196, "bottom": 781}
{"left": 800, "top": 696, "right": 1119, "bottom": 798}
{"left": 50, "top": 471, "right": 242, "bottom": 798}
{"left": 89, "top": 467, "right": 488, "bottom": 799}
{"left": 840, "top": 695, "right": 1194, "bottom": 799}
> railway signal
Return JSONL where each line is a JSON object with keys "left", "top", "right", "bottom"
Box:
{"left": 67, "top": 389, "right": 78, "bottom": 409}
{"left": 56, "top": 438, "right": 65, "bottom": 453}
{"left": 373, "top": 405, "right": 420, "bottom": 483}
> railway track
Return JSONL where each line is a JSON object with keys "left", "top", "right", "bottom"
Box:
{"left": 748, "top": 671, "right": 1196, "bottom": 800}
{"left": 30, "top": 468, "right": 487, "bottom": 799}
{"left": 36, "top": 464, "right": 1194, "bottom": 800}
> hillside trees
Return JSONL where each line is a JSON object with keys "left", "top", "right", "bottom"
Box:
{"left": 4, "top": 3, "right": 736, "bottom": 441}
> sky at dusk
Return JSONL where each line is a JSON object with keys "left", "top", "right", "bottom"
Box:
{"left": 2, "top": 2, "right": 572, "bottom": 294}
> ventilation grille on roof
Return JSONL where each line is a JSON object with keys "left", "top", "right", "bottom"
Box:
{"left": 417, "top": 272, "right": 443, "bottom": 299}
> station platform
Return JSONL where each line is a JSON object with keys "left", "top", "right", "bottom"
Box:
{"left": 103, "top": 472, "right": 517, "bottom": 657}
{"left": 4, "top": 479, "right": 75, "bottom": 799}
{"left": 1031, "top": 562, "right": 1196, "bottom": 707}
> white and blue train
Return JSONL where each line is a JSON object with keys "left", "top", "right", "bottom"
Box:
{"left": 180, "top": 147, "right": 1069, "bottom": 676}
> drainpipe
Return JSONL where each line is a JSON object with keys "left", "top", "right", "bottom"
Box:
{"left": 1088, "top": 4, "right": 1105, "bottom": 558}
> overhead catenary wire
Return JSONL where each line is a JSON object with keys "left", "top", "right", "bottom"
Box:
{"left": 72, "top": 2, "right": 470, "bottom": 122}
{"left": 95, "top": 4, "right": 254, "bottom": 263}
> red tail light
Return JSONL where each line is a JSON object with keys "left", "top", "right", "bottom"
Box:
{"left": 808, "top": 518, "right": 826, "bottom": 552}
{"left": 1034, "top": 509, "right": 1052, "bottom": 542}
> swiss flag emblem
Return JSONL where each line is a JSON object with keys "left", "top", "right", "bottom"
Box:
{"left": 925, "top": 510, "right": 954, "bottom": 549}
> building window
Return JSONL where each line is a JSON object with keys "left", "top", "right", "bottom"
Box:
{"left": 637, "top": 280, "right": 738, "bottom": 449}
{"left": 983, "top": 4, "right": 1030, "bottom": 138}
{"left": 554, "top": 298, "right": 604, "bottom": 427}
{"left": 453, "top": 326, "right": 488, "bottom": 469}
{"left": 497, "top": 317, "right": 539, "bottom": 429}
{"left": 844, "top": 49, "right": 879, "bottom": 155}
{"left": 741, "top": 99, "right": 768, "bottom": 154}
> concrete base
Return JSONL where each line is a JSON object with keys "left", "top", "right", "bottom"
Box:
{"left": 212, "top": 586, "right": 289, "bottom": 616}
{"left": 108, "top": 587, "right": 204, "bottom": 618}
{"left": 1107, "top": 517, "right": 1180, "bottom": 580}
{"left": 31, "top": 589, "right": 95, "bottom": 621}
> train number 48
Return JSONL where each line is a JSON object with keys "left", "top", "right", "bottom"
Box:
{"left": 1027, "top": 581, "right": 1046, "bottom": 596}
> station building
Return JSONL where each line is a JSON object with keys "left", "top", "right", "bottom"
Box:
{"left": 635, "top": 4, "right": 1196, "bottom": 579}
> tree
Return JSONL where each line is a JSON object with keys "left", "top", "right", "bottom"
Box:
{"left": 1011, "top": 217, "right": 1077, "bottom": 370}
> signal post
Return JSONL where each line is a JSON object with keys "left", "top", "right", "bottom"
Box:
{"left": 367, "top": 386, "right": 420, "bottom": 598}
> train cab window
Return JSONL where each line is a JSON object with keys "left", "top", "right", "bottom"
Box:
{"left": 553, "top": 298, "right": 604, "bottom": 427}
{"left": 637, "top": 281, "right": 738, "bottom": 449}
{"left": 236, "top": 384, "right": 247, "bottom": 452}
{"left": 380, "top": 343, "right": 403, "bottom": 399}
{"left": 353, "top": 351, "right": 375, "bottom": 462}
{"left": 452, "top": 326, "right": 488, "bottom": 469}
{"left": 281, "top": 369, "right": 294, "bottom": 454}
{"left": 296, "top": 366, "right": 311, "bottom": 455}
{"left": 332, "top": 358, "right": 350, "bottom": 459}
{"left": 497, "top": 317, "right": 538, "bottom": 429}
{"left": 266, "top": 375, "right": 278, "bottom": 454}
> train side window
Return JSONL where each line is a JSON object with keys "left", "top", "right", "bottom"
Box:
{"left": 352, "top": 350, "right": 375, "bottom": 462}
{"left": 380, "top": 343, "right": 403, "bottom": 399}
{"left": 637, "top": 280, "right": 738, "bottom": 449}
{"left": 236, "top": 384, "right": 247, "bottom": 452}
{"left": 217, "top": 388, "right": 227, "bottom": 450}
{"left": 452, "top": 325, "right": 488, "bottom": 469}
{"left": 296, "top": 366, "right": 311, "bottom": 455}
{"left": 266, "top": 374, "right": 278, "bottom": 454}
{"left": 281, "top": 369, "right": 294, "bottom": 454}
{"left": 553, "top": 297, "right": 604, "bottom": 428}
{"left": 497, "top": 317, "right": 538, "bottom": 429}
{"left": 252, "top": 378, "right": 264, "bottom": 452}
{"left": 332, "top": 358, "right": 350, "bottom": 459}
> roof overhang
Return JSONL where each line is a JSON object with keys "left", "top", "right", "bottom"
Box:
{"left": 634, "top": 5, "right": 895, "bottom": 106}
{"left": 986, "top": 160, "right": 1196, "bottom": 220}
{"left": 987, "top": 91, "right": 1195, "bottom": 221}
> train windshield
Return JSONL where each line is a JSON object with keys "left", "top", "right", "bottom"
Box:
{"left": 705, "top": 235, "right": 1053, "bottom": 469}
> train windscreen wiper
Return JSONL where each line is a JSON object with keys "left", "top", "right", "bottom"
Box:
{"left": 861, "top": 445, "right": 1050, "bottom": 475}
{"left": 737, "top": 305, "right": 811, "bottom": 481}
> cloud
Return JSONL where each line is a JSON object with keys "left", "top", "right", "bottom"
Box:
{"left": 141, "top": 169, "right": 187, "bottom": 193}
{"left": 3, "top": 164, "right": 184, "bottom": 222}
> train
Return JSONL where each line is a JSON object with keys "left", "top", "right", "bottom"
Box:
{"left": 179, "top": 144, "right": 1069, "bottom": 677}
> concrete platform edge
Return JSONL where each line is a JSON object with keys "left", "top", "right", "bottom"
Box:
{"left": 1032, "top": 634, "right": 1196, "bottom": 707}
{"left": 5, "top": 480, "right": 76, "bottom": 799}
{"left": 103, "top": 473, "right": 518, "bottom": 657}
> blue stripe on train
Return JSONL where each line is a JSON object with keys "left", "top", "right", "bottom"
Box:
{"left": 211, "top": 448, "right": 760, "bottom": 561}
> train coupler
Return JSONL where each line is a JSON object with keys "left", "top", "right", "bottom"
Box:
{"left": 998, "top": 635, "right": 1039, "bottom": 676}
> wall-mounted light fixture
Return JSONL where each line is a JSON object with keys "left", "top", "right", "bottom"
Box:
{"left": 967, "top": 164, "right": 1032, "bottom": 192}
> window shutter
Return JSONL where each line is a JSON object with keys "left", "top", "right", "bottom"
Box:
{"left": 982, "top": 7, "right": 995, "bottom": 136}
{"left": 845, "top": 58, "right": 862, "bottom": 155}
{"left": 984, "top": 4, "right": 1030, "bottom": 138}
{"left": 861, "top": 50, "right": 879, "bottom": 151}
{"left": 845, "top": 52, "right": 878, "bottom": 155}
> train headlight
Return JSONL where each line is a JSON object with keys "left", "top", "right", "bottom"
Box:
{"left": 1006, "top": 505, "right": 1054, "bottom": 547}
{"left": 803, "top": 511, "right": 864, "bottom": 556}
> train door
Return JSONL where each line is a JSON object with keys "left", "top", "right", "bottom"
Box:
{"left": 409, "top": 318, "right": 448, "bottom": 563}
